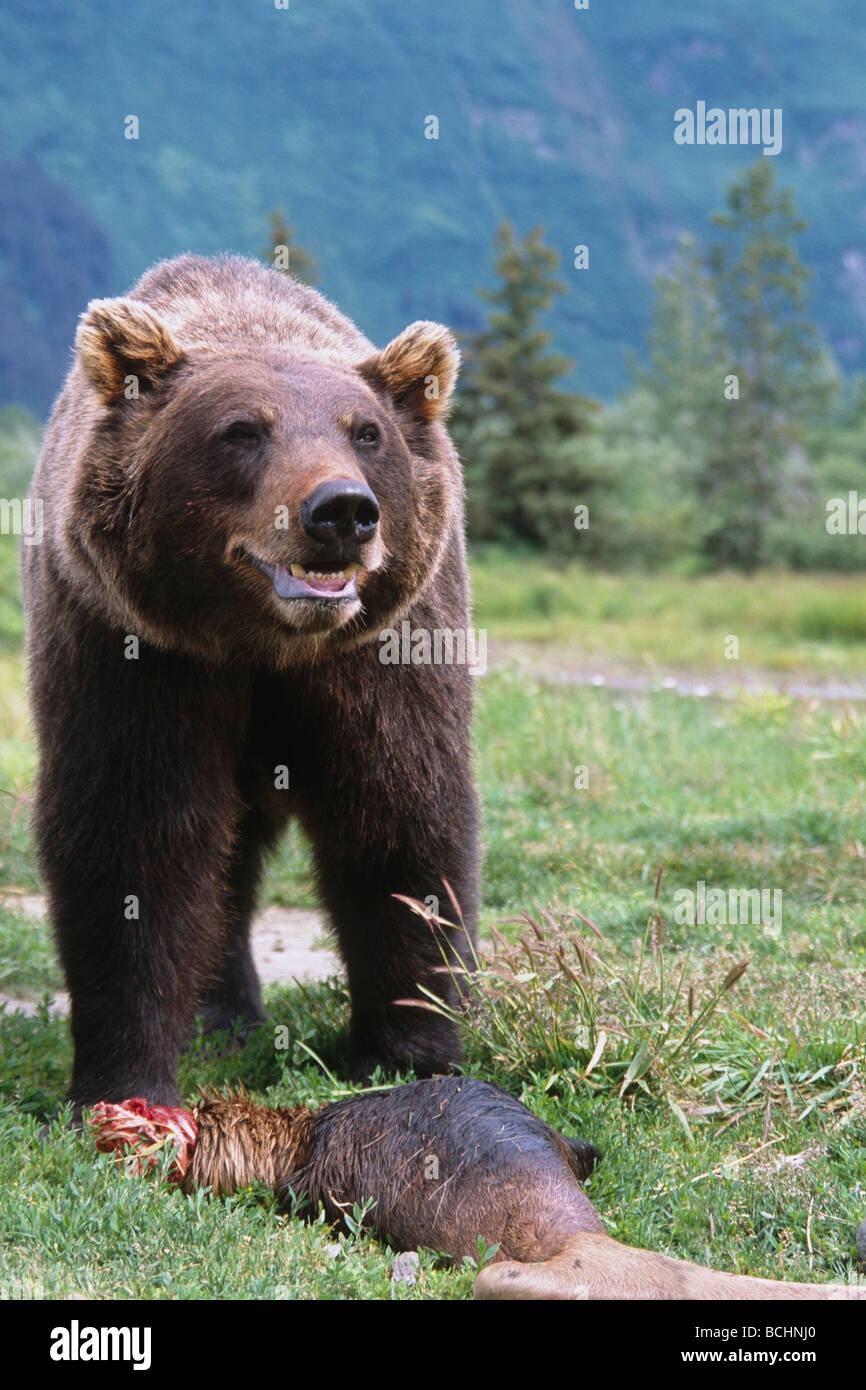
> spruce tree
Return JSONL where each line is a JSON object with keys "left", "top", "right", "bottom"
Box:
{"left": 700, "top": 162, "right": 825, "bottom": 569}
{"left": 450, "top": 223, "right": 599, "bottom": 553}
{"left": 639, "top": 234, "right": 727, "bottom": 462}
{"left": 261, "top": 210, "right": 317, "bottom": 285}
{"left": 635, "top": 234, "right": 730, "bottom": 563}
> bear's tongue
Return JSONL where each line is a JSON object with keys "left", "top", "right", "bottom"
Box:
{"left": 272, "top": 563, "right": 358, "bottom": 600}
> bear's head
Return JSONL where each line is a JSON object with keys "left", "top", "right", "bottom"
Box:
{"left": 71, "top": 291, "right": 462, "bottom": 666}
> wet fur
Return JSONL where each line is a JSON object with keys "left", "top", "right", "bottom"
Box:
{"left": 184, "top": 1078, "right": 603, "bottom": 1258}
{"left": 183, "top": 1077, "right": 864, "bottom": 1300}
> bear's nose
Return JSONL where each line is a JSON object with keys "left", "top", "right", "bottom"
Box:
{"left": 300, "top": 478, "right": 380, "bottom": 544}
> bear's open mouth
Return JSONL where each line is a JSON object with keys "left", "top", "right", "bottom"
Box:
{"left": 242, "top": 549, "right": 360, "bottom": 601}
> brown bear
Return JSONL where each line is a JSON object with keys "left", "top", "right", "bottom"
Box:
{"left": 22, "top": 253, "right": 479, "bottom": 1109}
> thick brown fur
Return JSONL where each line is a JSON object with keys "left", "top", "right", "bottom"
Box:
{"left": 187, "top": 1077, "right": 864, "bottom": 1301}
{"left": 23, "top": 255, "right": 479, "bottom": 1107}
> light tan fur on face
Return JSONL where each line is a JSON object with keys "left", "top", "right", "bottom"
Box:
{"left": 76, "top": 297, "right": 185, "bottom": 404}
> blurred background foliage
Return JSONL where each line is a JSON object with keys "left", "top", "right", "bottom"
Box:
{"left": 2, "top": 3, "right": 866, "bottom": 575}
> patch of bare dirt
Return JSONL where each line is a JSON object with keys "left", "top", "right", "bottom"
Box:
{"left": 0, "top": 892, "right": 340, "bottom": 1017}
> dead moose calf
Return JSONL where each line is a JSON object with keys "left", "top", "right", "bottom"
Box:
{"left": 91, "top": 1075, "right": 865, "bottom": 1301}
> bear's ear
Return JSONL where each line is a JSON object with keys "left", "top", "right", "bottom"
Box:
{"left": 75, "top": 297, "right": 184, "bottom": 404}
{"left": 359, "top": 321, "right": 460, "bottom": 423}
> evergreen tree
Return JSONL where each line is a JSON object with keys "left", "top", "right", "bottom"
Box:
{"left": 699, "top": 162, "right": 826, "bottom": 569}
{"left": 634, "top": 234, "right": 730, "bottom": 563}
{"left": 450, "top": 223, "right": 599, "bottom": 554}
{"left": 261, "top": 210, "right": 317, "bottom": 285}
{"left": 638, "top": 234, "right": 727, "bottom": 462}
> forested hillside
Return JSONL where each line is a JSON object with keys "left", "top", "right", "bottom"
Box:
{"left": 2, "top": 0, "right": 865, "bottom": 411}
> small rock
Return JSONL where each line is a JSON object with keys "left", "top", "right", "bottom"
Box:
{"left": 324, "top": 1243, "right": 342, "bottom": 1261}
{"left": 391, "top": 1251, "right": 420, "bottom": 1286}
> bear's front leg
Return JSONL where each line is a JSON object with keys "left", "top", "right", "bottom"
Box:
{"left": 325, "top": 853, "right": 478, "bottom": 1081}
{"left": 199, "top": 674, "right": 298, "bottom": 1039}
{"left": 198, "top": 812, "right": 269, "bottom": 1039}
{"left": 30, "top": 621, "right": 249, "bottom": 1109}
{"left": 296, "top": 653, "right": 480, "bottom": 1079}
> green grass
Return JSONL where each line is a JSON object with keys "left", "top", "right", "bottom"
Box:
{"left": 2, "top": 671, "right": 864, "bottom": 1298}
{"left": 472, "top": 545, "right": 866, "bottom": 678}
{"left": 0, "top": 520, "right": 865, "bottom": 1297}
{"left": 0, "top": 905, "right": 60, "bottom": 995}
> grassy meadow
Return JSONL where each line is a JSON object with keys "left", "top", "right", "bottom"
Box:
{"left": 0, "top": 473, "right": 865, "bottom": 1297}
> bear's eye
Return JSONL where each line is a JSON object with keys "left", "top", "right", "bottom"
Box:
{"left": 354, "top": 423, "right": 380, "bottom": 447}
{"left": 223, "top": 421, "right": 263, "bottom": 445}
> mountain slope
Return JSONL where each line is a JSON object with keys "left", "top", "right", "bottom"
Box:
{"left": 1, "top": 0, "right": 864, "bottom": 411}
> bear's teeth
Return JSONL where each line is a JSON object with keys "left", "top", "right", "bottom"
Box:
{"left": 288, "top": 563, "right": 359, "bottom": 584}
